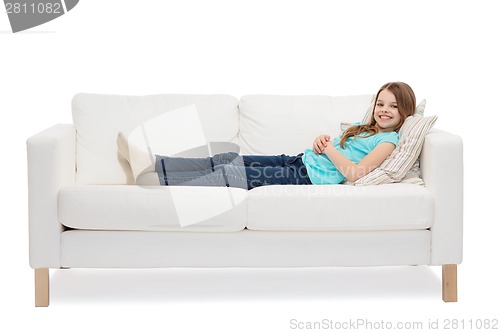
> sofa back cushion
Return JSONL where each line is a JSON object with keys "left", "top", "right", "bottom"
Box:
{"left": 72, "top": 94, "right": 239, "bottom": 185}
{"left": 238, "top": 94, "right": 372, "bottom": 155}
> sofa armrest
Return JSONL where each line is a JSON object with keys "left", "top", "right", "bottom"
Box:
{"left": 27, "top": 124, "right": 76, "bottom": 268}
{"left": 420, "top": 128, "right": 463, "bottom": 265}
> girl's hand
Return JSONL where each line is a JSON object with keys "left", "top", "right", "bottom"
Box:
{"left": 313, "top": 134, "right": 331, "bottom": 154}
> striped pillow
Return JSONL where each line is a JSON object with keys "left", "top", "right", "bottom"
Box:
{"left": 353, "top": 115, "right": 438, "bottom": 186}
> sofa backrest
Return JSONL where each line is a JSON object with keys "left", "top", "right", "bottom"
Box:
{"left": 72, "top": 93, "right": 239, "bottom": 185}
{"left": 72, "top": 93, "right": 372, "bottom": 185}
{"left": 238, "top": 94, "right": 372, "bottom": 155}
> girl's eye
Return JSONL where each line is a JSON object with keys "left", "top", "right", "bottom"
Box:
{"left": 392, "top": 105, "right": 398, "bottom": 108}
{"left": 376, "top": 103, "right": 383, "bottom": 107}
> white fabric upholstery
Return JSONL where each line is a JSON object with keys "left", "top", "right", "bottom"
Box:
{"left": 420, "top": 129, "right": 463, "bottom": 264}
{"left": 238, "top": 94, "right": 372, "bottom": 155}
{"left": 60, "top": 229, "right": 431, "bottom": 268}
{"left": 72, "top": 94, "right": 239, "bottom": 185}
{"left": 247, "top": 183, "right": 434, "bottom": 231}
{"left": 27, "top": 124, "right": 76, "bottom": 268}
{"left": 59, "top": 183, "right": 433, "bottom": 232}
{"left": 59, "top": 185, "right": 247, "bottom": 231}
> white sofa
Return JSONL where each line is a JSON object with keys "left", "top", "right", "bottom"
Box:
{"left": 27, "top": 93, "right": 463, "bottom": 306}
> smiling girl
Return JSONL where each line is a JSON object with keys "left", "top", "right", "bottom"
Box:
{"left": 154, "top": 82, "right": 416, "bottom": 189}
{"left": 303, "top": 81, "right": 416, "bottom": 184}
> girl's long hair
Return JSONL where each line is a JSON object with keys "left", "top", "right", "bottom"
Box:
{"left": 339, "top": 82, "right": 416, "bottom": 149}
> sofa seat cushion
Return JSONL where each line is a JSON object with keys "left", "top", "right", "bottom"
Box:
{"left": 247, "top": 183, "right": 433, "bottom": 231}
{"left": 59, "top": 185, "right": 247, "bottom": 232}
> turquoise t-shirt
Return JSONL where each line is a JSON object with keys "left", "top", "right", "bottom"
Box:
{"left": 302, "top": 131, "right": 399, "bottom": 185}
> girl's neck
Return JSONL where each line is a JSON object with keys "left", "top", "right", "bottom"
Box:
{"left": 375, "top": 124, "right": 396, "bottom": 133}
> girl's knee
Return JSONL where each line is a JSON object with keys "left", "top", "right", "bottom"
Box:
{"left": 212, "top": 152, "right": 241, "bottom": 165}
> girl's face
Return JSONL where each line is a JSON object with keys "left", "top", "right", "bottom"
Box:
{"left": 374, "top": 89, "right": 401, "bottom": 131}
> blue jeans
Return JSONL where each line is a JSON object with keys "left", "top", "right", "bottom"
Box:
{"left": 155, "top": 152, "right": 312, "bottom": 190}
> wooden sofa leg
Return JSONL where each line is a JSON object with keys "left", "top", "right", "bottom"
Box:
{"left": 35, "top": 268, "right": 49, "bottom": 307}
{"left": 442, "top": 264, "right": 457, "bottom": 302}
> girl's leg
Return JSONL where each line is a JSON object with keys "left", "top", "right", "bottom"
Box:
{"left": 223, "top": 154, "right": 309, "bottom": 189}
{"left": 155, "top": 153, "right": 299, "bottom": 173}
{"left": 225, "top": 155, "right": 311, "bottom": 190}
{"left": 242, "top": 154, "right": 295, "bottom": 168}
{"left": 154, "top": 153, "right": 310, "bottom": 189}
{"left": 155, "top": 152, "right": 241, "bottom": 186}
{"left": 246, "top": 167, "right": 310, "bottom": 189}
{"left": 156, "top": 155, "right": 212, "bottom": 172}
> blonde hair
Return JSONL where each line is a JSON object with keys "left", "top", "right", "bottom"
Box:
{"left": 339, "top": 82, "right": 416, "bottom": 148}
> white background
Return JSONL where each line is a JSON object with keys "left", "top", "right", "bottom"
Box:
{"left": 1, "top": 0, "right": 498, "bottom": 332}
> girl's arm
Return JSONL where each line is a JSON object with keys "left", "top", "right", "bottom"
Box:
{"left": 322, "top": 142, "right": 395, "bottom": 183}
